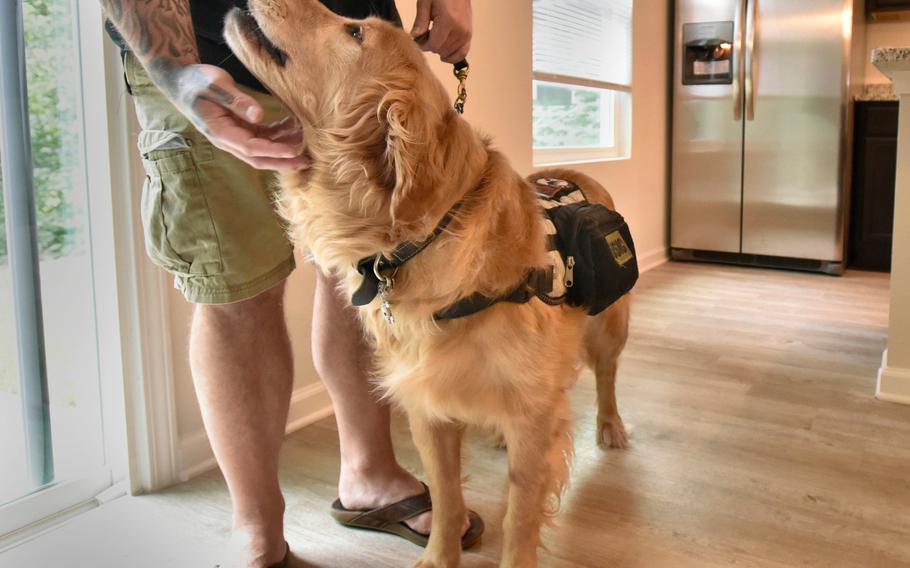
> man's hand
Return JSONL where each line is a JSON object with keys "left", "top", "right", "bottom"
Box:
{"left": 411, "top": 0, "right": 472, "bottom": 64}
{"left": 155, "top": 63, "right": 309, "bottom": 171}
{"left": 101, "top": 0, "right": 307, "bottom": 171}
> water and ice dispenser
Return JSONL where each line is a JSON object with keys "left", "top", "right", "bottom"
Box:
{"left": 682, "top": 21, "right": 734, "bottom": 85}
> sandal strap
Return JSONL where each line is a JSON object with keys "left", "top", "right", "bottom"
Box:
{"left": 347, "top": 483, "right": 432, "bottom": 529}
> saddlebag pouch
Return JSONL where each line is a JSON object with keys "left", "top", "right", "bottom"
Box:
{"left": 537, "top": 179, "right": 639, "bottom": 316}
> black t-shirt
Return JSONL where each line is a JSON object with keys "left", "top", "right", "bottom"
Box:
{"left": 107, "top": 0, "right": 401, "bottom": 93}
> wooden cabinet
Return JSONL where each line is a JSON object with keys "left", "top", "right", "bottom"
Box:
{"left": 868, "top": 0, "right": 910, "bottom": 21}
{"left": 849, "top": 101, "right": 899, "bottom": 271}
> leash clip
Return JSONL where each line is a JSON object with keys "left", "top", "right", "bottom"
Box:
{"left": 453, "top": 60, "right": 470, "bottom": 114}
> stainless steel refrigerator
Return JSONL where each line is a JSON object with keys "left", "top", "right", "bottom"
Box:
{"left": 671, "top": 0, "right": 866, "bottom": 274}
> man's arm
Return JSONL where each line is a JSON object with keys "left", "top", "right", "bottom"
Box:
{"left": 101, "top": 0, "right": 307, "bottom": 170}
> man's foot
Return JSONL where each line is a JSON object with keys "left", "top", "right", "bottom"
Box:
{"left": 337, "top": 465, "right": 469, "bottom": 536}
{"left": 338, "top": 464, "right": 434, "bottom": 534}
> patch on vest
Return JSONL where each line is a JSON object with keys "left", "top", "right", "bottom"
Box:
{"left": 606, "top": 230, "right": 634, "bottom": 267}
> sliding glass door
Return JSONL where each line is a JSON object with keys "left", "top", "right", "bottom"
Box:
{"left": 1, "top": 0, "right": 121, "bottom": 538}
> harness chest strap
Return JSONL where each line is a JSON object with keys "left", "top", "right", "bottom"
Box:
{"left": 433, "top": 267, "right": 556, "bottom": 320}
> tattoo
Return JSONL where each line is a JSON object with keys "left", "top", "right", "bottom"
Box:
{"left": 101, "top": 0, "right": 199, "bottom": 88}
{"left": 199, "top": 84, "right": 236, "bottom": 106}
{"left": 102, "top": 0, "right": 245, "bottom": 132}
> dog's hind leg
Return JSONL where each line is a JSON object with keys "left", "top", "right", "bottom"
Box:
{"left": 583, "top": 295, "right": 631, "bottom": 449}
{"left": 500, "top": 394, "right": 574, "bottom": 568}
{"left": 409, "top": 412, "right": 466, "bottom": 568}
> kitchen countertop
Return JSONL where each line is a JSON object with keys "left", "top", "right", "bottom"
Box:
{"left": 872, "top": 48, "right": 910, "bottom": 91}
{"left": 856, "top": 83, "right": 899, "bottom": 102}
{"left": 872, "top": 47, "right": 910, "bottom": 67}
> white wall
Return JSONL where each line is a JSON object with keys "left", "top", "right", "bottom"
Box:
{"left": 876, "top": 66, "right": 910, "bottom": 403}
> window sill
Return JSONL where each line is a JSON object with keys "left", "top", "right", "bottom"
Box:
{"left": 533, "top": 154, "right": 631, "bottom": 168}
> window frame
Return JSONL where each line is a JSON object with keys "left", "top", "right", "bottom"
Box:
{"left": 531, "top": 1, "right": 634, "bottom": 167}
{"left": 532, "top": 72, "right": 632, "bottom": 166}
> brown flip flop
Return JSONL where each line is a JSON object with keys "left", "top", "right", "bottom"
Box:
{"left": 330, "top": 483, "right": 484, "bottom": 549}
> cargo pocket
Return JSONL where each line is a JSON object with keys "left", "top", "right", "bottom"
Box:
{"left": 139, "top": 130, "right": 224, "bottom": 275}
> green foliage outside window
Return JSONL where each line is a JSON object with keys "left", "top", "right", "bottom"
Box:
{"left": 0, "top": 0, "right": 80, "bottom": 265}
{"left": 533, "top": 85, "right": 603, "bottom": 148}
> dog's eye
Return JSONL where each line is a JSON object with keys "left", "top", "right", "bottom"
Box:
{"left": 345, "top": 24, "right": 364, "bottom": 42}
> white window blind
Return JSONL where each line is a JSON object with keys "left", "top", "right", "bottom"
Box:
{"left": 533, "top": 0, "right": 633, "bottom": 88}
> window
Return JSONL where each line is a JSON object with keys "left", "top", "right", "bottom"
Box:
{"left": 1, "top": 0, "right": 126, "bottom": 539}
{"left": 532, "top": 0, "right": 633, "bottom": 165}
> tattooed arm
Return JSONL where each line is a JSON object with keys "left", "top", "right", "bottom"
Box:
{"left": 101, "top": 0, "right": 307, "bottom": 170}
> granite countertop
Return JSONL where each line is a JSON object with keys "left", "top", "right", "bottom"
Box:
{"left": 872, "top": 47, "right": 910, "bottom": 66}
{"left": 856, "top": 83, "right": 898, "bottom": 102}
{"left": 858, "top": 47, "right": 910, "bottom": 101}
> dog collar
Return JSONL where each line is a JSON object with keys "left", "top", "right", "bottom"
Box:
{"left": 351, "top": 202, "right": 463, "bottom": 321}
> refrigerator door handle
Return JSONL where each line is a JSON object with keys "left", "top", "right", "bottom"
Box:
{"left": 745, "top": 0, "right": 759, "bottom": 121}
{"left": 733, "top": 0, "right": 746, "bottom": 121}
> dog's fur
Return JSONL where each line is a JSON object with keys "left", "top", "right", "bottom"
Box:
{"left": 225, "top": 3, "right": 630, "bottom": 566}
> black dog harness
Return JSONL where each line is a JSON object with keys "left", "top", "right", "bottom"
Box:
{"left": 351, "top": 178, "right": 638, "bottom": 323}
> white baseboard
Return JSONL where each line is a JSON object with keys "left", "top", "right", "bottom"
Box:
{"left": 876, "top": 349, "right": 910, "bottom": 405}
{"left": 177, "top": 382, "right": 334, "bottom": 482}
{"left": 638, "top": 247, "right": 669, "bottom": 273}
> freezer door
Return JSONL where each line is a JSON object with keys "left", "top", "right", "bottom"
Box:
{"left": 741, "top": 0, "right": 848, "bottom": 261}
{"left": 671, "top": 0, "right": 746, "bottom": 253}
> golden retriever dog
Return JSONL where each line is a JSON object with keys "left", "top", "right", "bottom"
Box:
{"left": 225, "top": 2, "right": 631, "bottom": 566}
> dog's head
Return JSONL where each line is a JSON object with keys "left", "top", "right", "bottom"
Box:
{"left": 225, "top": 0, "right": 480, "bottom": 241}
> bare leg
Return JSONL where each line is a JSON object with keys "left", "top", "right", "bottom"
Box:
{"left": 311, "top": 271, "right": 431, "bottom": 533}
{"left": 190, "top": 282, "right": 293, "bottom": 568}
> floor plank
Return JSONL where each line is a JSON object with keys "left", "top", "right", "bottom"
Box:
{"left": 6, "top": 261, "right": 909, "bottom": 568}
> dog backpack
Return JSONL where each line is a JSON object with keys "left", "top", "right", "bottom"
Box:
{"left": 431, "top": 177, "right": 639, "bottom": 319}
{"left": 534, "top": 177, "right": 639, "bottom": 316}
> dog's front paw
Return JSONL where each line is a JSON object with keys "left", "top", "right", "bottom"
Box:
{"left": 597, "top": 418, "right": 630, "bottom": 450}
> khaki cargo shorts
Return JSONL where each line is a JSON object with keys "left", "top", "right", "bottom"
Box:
{"left": 123, "top": 51, "right": 295, "bottom": 304}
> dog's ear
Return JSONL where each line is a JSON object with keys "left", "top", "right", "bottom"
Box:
{"left": 381, "top": 85, "right": 453, "bottom": 241}
{"left": 328, "top": 70, "right": 467, "bottom": 241}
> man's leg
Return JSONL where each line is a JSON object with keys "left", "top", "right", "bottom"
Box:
{"left": 311, "top": 271, "right": 432, "bottom": 534}
{"left": 190, "top": 282, "right": 293, "bottom": 567}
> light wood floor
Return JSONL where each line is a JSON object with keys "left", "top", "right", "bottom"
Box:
{"left": 10, "top": 261, "right": 910, "bottom": 568}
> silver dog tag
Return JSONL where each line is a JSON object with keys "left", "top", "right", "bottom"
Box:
{"left": 378, "top": 280, "right": 395, "bottom": 325}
